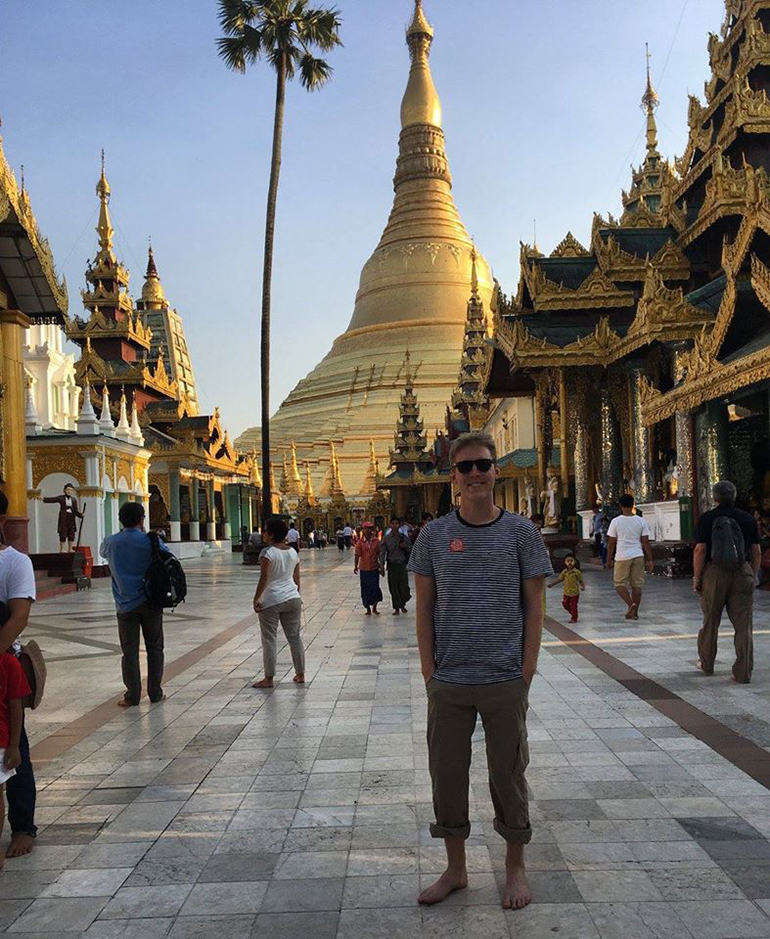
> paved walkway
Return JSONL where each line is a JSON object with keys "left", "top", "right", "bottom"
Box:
{"left": 4, "top": 549, "right": 770, "bottom": 938}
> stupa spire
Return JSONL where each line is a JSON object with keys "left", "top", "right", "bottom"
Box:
{"left": 116, "top": 387, "right": 132, "bottom": 441}
{"left": 641, "top": 43, "right": 660, "bottom": 153}
{"left": 96, "top": 149, "right": 114, "bottom": 254}
{"left": 99, "top": 383, "right": 116, "bottom": 437}
{"left": 304, "top": 461, "right": 315, "bottom": 502}
{"left": 402, "top": 0, "right": 440, "bottom": 129}
{"left": 142, "top": 240, "right": 166, "bottom": 306}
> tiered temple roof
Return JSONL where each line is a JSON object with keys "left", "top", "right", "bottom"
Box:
{"left": 387, "top": 353, "right": 436, "bottom": 479}
{"left": 451, "top": 249, "right": 491, "bottom": 430}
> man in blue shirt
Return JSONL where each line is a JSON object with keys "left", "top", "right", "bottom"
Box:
{"left": 100, "top": 502, "right": 168, "bottom": 707}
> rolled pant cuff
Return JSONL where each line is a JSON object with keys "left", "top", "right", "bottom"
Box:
{"left": 430, "top": 822, "right": 471, "bottom": 840}
{"left": 493, "top": 818, "right": 532, "bottom": 844}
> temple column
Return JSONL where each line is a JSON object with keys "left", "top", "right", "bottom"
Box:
{"left": 0, "top": 309, "right": 33, "bottom": 550}
{"left": 600, "top": 386, "right": 623, "bottom": 504}
{"left": 110, "top": 491, "right": 119, "bottom": 533}
{"left": 207, "top": 479, "right": 216, "bottom": 541}
{"left": 558, "top": 369, "right": 570, "bottom": 499}
{"left": 628, "top": 367, "right": 655, "bottom": 504}
{"left": 223, "top": 483, "right": 232, "bottom": 540}
{"left": 574, "top": 419, "right": 589, "bottom": 512}
{"left": 189, "top": 475, "right": 200, "bottom": 541}
{"left": 169, "top": 469, "right": 181, "bottom": 542}
{"left": 670, "top": 344, "right": 694, "bottom": 499}
{"left": 534, "top": 378, "right": 549, "bottom": 492}
{"left": 695, "top": 402, "right": 729, "bottom": 514}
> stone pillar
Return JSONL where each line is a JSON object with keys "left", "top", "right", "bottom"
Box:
{"left": 189, "top": 477, "right": 200, "bottom": 541}
{"left": 600, "top": 386, "right": 623, "bottom": 504}
{"left": 110, "top": 491, "right": 119, "bottom": 533}
{"left": 0, "top": 309, "right": 32, "bottom": 549}
{"left": 695, "top": 402, "right": 729, "bottom": 514}
{"left": 628, "top": 367, "right": 655, "bottom": 504}
{"left": 534, "top": 386, "right": 548, "bottom": 492}
{"left": 169, "top": 470, "right": 181, "bottom": 542}
{"left": 574, "top": 419, "right": 590, "bottom": 512}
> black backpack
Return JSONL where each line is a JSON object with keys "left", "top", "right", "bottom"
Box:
{"left": 143, "top": 532, "right": 187, "bottom": 610}
{"left": 711, "top": 515, "right": 745, "bottom": 570}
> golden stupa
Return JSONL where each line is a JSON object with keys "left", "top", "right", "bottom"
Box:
{"left": 237, "top": 0, "right": 494, "bottom": 496}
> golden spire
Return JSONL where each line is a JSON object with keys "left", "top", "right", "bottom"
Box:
{"left": 142, "top": 240, "right": 166, "bottom": 305}
{"left": 641, "top": 43, "right": 660, "bottom": 153}
{"left": 470, "top": 244, "right": 479, "bottom": 298}
{"left": 280, "top": 452, "right": 289, "bottom": 492}
{"left": 401, "top": 0, "right": 441, "bottom": 128}
{"left": 304, "top": 461, "right": 315, "bottom": 501}
{"left": 96, "top": 149, "right": 114, "bottom": 253}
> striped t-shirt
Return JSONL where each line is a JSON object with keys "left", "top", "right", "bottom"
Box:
{"left": 408, "top": 508, "right": 553, "bottom": 684}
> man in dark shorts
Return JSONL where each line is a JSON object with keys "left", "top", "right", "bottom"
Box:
{"left": 693, "top": 480, "right": 760, "bottom": 683}
{"left": 409, "top": 431, "right": 552, "bottom": 910}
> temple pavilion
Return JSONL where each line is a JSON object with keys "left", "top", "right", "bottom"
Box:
{"left": 485, "top": 0, "right": 770, "bottom": 543}
{"left": 67, "top": 159, "right": 260, "bottom": 555}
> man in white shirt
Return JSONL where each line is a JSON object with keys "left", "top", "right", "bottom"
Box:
{"left": 0, "top": 490, "right": 38, "bottom": 856}
{"left": 286, "top": 522, "right": 300, "bottom": 553}
{"left": 606, "top": 494, "right": 654, "bottom": 620}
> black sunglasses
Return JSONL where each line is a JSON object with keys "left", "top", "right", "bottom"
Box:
{"left": 453, "top": 458, "right": 496, "bottom": 474}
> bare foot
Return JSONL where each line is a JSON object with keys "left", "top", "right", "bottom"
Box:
{"left": 117, "top": 699, "right": 138, "bottom": 708}
{"left": 373, "top": 608, "right": 380, "bottom": 616}
{"left": 6, "top": 834, "right": 34, "bottom": 858}
{"left": 624, "top": 603, "right": 638, "bottom": 620}
{"left": 696, "top": 660, "right": 713, "bottom": 674}
{"left": 418, "top": 868, "right": 468, "bottom": 905}
{"left": 293, "top": 674, "right": 305, "bottom": 683}
{"left": 365, "top": 608, "right": 372, "bottom": 616}
{"left": 252, "top": 677, "right": 274, "bottom": 689}
{"left": 502, "top": 865, "right": 532, "bottom": 910}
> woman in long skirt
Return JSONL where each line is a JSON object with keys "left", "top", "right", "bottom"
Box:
{"left": 354, "top": 521, "right": 383, "bottom": 615}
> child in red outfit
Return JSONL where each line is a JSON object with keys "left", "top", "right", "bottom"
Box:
{"left": 547, "top": 554, "right": 585, "bottom": 623}
{"left": 0, "top": 652, "right": 30, "bottom": 869}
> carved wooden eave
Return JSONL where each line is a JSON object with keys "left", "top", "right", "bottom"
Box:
{"left": 549, "top": 232, "right": 589, "bottom": 258}
{"left": 521, "top": 260, "right": 635, "bottom": 312}
{"left": 625, "top": 266, "right": 714, "bottom": 343}
{"left": 681, "top": 162, "right": 770, "bottom": 246}
{"left": 722, "top": 203, "right": 770, "bottom": 275}
{"left": 751, "top": 253, "right": 770, "bottom": 312}
{"left": 641, "top": 343, "right": 770, "bottom": 426}
{"left": 593, "top": 231, "right": 689, "bottom": 282}
{"left": 67, "top": 308, "right": 152, "bottom": 350}
{"left": 0, "top": 139, "right": 69, "bottom": 320}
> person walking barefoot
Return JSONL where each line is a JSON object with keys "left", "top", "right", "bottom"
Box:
{"left": 252, "top": 517, "right": 305, "bottom": 689}
{"left": 354, "top": 522, "right": 383, "bottom": 615}
{"left": 606, "top": 495, "right": 654, "bottom": 620}
{"left": 409, "top": 432, "right": 552, "bottom": 910}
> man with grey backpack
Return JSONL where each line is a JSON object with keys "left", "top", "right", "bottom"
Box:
{"left": 693, "top": 480, "right": 761, "bottom": 683}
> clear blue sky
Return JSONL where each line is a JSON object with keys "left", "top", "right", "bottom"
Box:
{"left": 3, "top": 0, "right": 724, "bottom": 437}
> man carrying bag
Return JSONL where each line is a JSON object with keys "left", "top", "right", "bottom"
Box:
{"left": 100, "top": 502, "right": 184, "bottom": 706}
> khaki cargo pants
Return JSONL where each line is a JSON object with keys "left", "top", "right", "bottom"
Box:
{"left": 426, "top": 677, "right": 531, "bottom": 843}
{"left": 698, "top": 562, "right": 754, "bottom": 683}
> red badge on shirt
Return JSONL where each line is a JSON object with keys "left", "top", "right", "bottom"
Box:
{"left": 449, "top": 538, "right": 465, "bottom": 552}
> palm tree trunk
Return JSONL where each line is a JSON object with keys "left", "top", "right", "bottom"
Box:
{"left": 260, "top": 51, "right": 287, "bottom": 523}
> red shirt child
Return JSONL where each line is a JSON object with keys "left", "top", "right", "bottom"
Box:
{"left": 0, "top": 651, "right": 30, "bottom": 768}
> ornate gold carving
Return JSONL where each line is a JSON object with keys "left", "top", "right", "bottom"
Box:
{"left": 627, "top": 265, "right": 711, "bottom": 339}
{"left": 550, "top": 232, "right": 589, "bottom": 258}
{"left": 750, "top": 252, "right": 770, "bottom": 313}
{"left": 29, "top": 447, "right": 85, "bottom": 489}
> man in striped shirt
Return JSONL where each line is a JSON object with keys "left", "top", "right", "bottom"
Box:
{"left": 409, "top": 432, "right": 552, "bottom": 910}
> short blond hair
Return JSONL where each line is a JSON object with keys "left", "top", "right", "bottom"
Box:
{"left": 450, "top": 432, "right": 496, "bottom": 464}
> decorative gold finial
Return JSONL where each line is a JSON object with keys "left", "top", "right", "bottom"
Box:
{"left": 641, "top": 43, "right": 660, "bottom": 153}
{"left": 470, "top": 244, "right": 479, "bottom": 297}
{"left": 401, "top": 0, "right": 442, "bottom": 128}
{"left": 95, "top": 149, "right": 114, "bottom": 251}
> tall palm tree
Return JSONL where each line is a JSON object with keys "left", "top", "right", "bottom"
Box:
{"left": 217, "top": 0, "right": 342, "bottom": 523}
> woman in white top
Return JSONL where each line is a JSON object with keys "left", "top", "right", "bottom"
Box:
{"left": 252, "top": 517, "right": 304, "bottom": 689}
